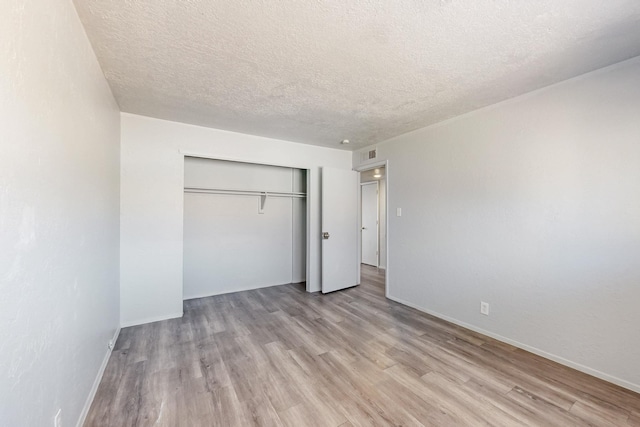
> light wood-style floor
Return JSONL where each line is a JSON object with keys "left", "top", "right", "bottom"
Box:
{"left": 86, "top": 266, "right": 640, "bottom": 426}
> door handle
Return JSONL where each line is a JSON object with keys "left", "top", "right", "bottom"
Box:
{"left": 322, "top": 232, "right": 330, "bottom": 239}
{"left": 361, "top": 227, "right": 367, "bottom": 230}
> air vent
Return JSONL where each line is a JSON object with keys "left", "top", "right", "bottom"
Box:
{"left": 361, "top": 148, "right": 377, "bottom": 163}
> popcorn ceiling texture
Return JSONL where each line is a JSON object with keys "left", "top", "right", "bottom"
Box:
{"left": 73, "top": 0, "right": 640, "bottom": 149}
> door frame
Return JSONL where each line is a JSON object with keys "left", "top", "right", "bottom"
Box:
{"left": 360, "top": 181, "right": 379, "bottom": 267}
{"left": 356, "top": 160, "right": 389, "bottom": 297}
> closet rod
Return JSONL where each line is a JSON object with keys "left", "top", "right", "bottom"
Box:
{"left": 184, "top": 187, "right": 306, "bottom": 198}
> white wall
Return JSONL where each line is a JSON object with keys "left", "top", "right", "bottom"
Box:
{"left": 0, "top": 0, "right": 121, "bottom": 426}
{"left": 183, "top": 158, "right": 305, "bottom": 298}
{"left": 354, "top": 57, "right": 640, "bottom": 392}
{"left": 120, "top": 113, "right": 351, "bottom": 326}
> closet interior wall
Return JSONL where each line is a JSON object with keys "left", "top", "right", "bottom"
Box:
{"left": 183, "top": 157, "right": 307, "bottom": 299}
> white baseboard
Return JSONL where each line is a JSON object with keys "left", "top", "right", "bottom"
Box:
{"left": 386, "top": 294, "right": 640, "bottom": 394}
{"left": 120, "top": 311, "right": 183, "bottom": 328}
{"left": 76, "top": 326, "right": 121, "bottom": 427}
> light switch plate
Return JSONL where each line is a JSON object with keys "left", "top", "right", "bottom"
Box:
{"left": 396, "top": 208, "right": 402, "bottom": 217}
{"left": 480, "top": 301, "right": 490, "bottom": 316}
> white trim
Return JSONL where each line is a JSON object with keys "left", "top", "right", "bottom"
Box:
{"left": 386, "top": 294, "right": 640, "bottom": 394}
{"left": 183, "top": 282, "right": 293, "bottom": 301}
{"left": 76, "top": 327, "right": 121, "bottom": 427}
{"left": 120, "top": 311, "right": 183, "bottom": 328}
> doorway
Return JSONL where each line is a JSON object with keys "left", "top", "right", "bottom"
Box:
{"left": 361, "top": 181, "right": 378, "bottom": 266}
{"left": 358, "top": 164, "right": 388, "bottom": 294}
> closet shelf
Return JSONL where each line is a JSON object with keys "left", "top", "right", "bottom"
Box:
{"left": 184, "top": 187, "right": 306, "bottom": 198}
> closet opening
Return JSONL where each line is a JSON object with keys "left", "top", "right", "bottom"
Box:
{"left": 182, "top": 156, "right": 308, "bottom": 300}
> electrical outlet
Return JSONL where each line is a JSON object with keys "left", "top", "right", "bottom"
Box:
{"left": 54, "top": 409, "right": 61, "bottom": 427}
{"left": 108, "top": 340, "right": 115, "bottom": 351}
{"left": 480, "top": 301, "right": 490, "bottom": 316}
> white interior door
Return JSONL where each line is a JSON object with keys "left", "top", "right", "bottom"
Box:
{"left": 361, "top": 182, "right": 378, "bottom": 266}
{"left": 321, "top": 167, "right": 358, "bottom": 293}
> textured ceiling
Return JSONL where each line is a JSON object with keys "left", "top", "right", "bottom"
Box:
{"left": 73, "top": 1, "right": 640, "bottom": 150}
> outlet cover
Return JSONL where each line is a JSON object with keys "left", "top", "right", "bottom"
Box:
{"left": 480, "top": 301, "right": 490, "bottom": 316}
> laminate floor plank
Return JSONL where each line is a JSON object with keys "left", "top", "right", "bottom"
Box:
{"left": 85, "top": 265, "right": 640, "bottom": 426}
{"left": 628, "top": 411, "right": 640, "bottom": 426}
{"left": 421, "top": 371, "right": 526, "bottom": 426}
{"left": 506, "top": 386, "right": 592, "bottom": 426}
